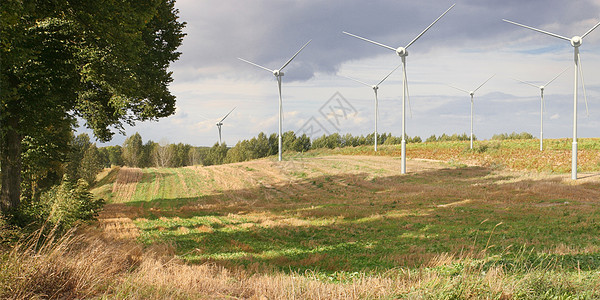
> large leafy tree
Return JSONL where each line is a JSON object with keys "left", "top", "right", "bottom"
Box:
{"left": 0, "top": 0, "right": 185, "bottom": 213}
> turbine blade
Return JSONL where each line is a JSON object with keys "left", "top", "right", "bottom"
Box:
{"left": 341, "top": 75, "right": 372, "bottom": 87}
{"left": 578, "top": 54, "right": 590, "bottom": 117}
{"left": 502, "top": 19, "right": 571, "bottom": 41}
{"left": 197, "top": 113, "right": 211, "bottom": 121}
{"left": 545, "top": 66, "right": 570, "bottom": 87}
{"left": 238, "top": 58, "right": 274, "bottom": 73}
{"left": 405, "top": 71, "right": 413, "bottom": 119}
{"left": 448, "top": 85, "right": 470, "bottom": 94}
{"left": 342, "top": 31, "right": 397, "bottom": 51}
{"left": 474, "top": 74, "right": 495, "bottom": 92}
{"left": 376, "top": 64, "right": 402, "bottom": 87}
{"left": 219, "top": 107, "right": 236, "bottom": 123}
{"left": 513, "top": 77, "right": 541, "bottom": 89}
{"left": 581, "top": 20, "right": 600, "bottom": 39}
{"left": 279, "top": 40, "right": 312, "bottom": 71}
{"left": 405, "top": 4, "right": 456, "bottom": 49}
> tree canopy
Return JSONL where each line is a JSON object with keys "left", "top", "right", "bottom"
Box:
{"left": 0, "top": 0, "right": 186, "bottom": 213}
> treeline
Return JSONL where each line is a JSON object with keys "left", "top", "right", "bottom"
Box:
{"left": 491, "top": 132, "right": 534, "bottom": 140}
{"left": 100, "top": 132, "right": 422, "bottom": 168}
{"left": 96, "top": 131, "right": 535, "bottom": 169}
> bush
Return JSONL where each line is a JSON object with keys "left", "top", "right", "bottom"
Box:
{"left": 18, "top": 177, "right": 104, "bottom": 233}
{"left": 492, "top": 132, "right": 535, "bottom": 140}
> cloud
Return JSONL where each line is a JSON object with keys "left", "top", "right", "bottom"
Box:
{"left": 83, "top": 1, "right": 600, "bottom": 147}
{"left": 171, "top": 0, "right": 600, "bottom": 81}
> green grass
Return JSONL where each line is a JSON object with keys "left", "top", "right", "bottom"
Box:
{"left": 119, "top": 163, "right": 600, "bottom": 277}
{"left": 90, "top": 142, "right": 600, "bottom": 297}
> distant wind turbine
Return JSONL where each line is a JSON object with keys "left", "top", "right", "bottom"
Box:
{"left": 341, "top": 64, "right": 401, "bottom": 151}
{"left": 343, "top": 4, "right": 455, "bottom": 174}
{"left": 503, "top": 18, "right": 599, "bottom": 180}
{"left": 216, "top": 107, "right": 236, "bottom": 145}
{"left": 449, "top": 74, "right": 495, "bottom": 150}
{"left": 238, "top": 40, "right": 312, "bottom": 161}
{"left": 513, "top": 66, "right": 569, "bottom": 151}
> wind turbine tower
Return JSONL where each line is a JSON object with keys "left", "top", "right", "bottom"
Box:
{"left": 216, "top": 107, "right": 236, "bottom": 145}
{"left": 343, "top": 4, "right": 455, "bottom": 174}
{"left": 449, "top": 74, "right": 495, "bottom": 150}
{"left": 238, "top": 40, "right": 312, "bottom": 161}
{"left": 341, "top": 64, "right": 401, "bottom": 151}
{"left": 513, "top": 67, "right": 569, "bottom": 151}
{"left": 503, "top": 18, "right": 599, "bottom": 179}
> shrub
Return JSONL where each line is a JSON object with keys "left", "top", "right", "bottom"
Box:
{"left": 18, "top": 177, "right": 104, "bottom": 233}
{"left": 492, "top": 132, "right": 535, "bottom": 140}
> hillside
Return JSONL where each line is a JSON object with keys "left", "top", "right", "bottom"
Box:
{"left": 88, "top": 143, "right": 600, "bottom": 298}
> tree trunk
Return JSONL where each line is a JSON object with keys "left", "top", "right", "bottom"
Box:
{"left": 0, "top": 116, "right": 23, "bottom": 214}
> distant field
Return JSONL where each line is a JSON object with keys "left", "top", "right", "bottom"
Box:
{"left": 92, "top": 139, "right": 600, "bottom": 298}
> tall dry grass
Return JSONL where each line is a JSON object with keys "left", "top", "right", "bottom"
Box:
{"left": 2, "top": 222, "right": 598, "bottom": 299}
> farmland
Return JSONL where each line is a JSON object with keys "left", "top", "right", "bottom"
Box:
{"left": 83, "top": 139, "right": 600, "bottom": 298}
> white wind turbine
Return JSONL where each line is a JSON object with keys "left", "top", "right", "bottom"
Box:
{"left": 449, "top": 74, "right": 495, "bottom": 150}
{"left": 238, "top": 40, "right": 312, "bottom": 161}
{"left": 343, "top": 4, "right": 455, "bottom": 174}
{"left": 503, "top": 18, "right": 599, "bottom": 180}
{"left": 513, "top": 67, "right": 569, "bottom": 151}
{"left": 216, "top": 107, "right": 236, "bottom": 145}
{"left": 341, "top": 64, "right": 402, "bottom": 151}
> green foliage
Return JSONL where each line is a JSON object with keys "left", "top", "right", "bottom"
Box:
{"left": 188, "top": 147, "right": 209, "bottom": 166}
{"left": 426, "top": 133, "right": 472, "bottom": 142}
{"left": 312, "top": 133, "right": 342, "bottom": 149}
{"left": 492, "top": 131, "right": 535, "bottom": 140}
{"left": 18, "top": 177, "right": 104, "bottom": 232}
{"left": 78, "top": 144, "right": 103, "bottom": 184}
{"left": 98, "top": 145, "right": 123, "bottom": 167}
{"left": 65, "top": 133, "right": 92, "bottom": 181}
{"left": 1, "top": 0, "right": 185, "bottom": 213}
{"left": 204, "top": 143, "right": 229, "bottom": 166}
{"left": 20, "top": 127, "right": 72, "bottom": 200}
{"left": 122, "top": 133, "right": 143, "bottom": 167}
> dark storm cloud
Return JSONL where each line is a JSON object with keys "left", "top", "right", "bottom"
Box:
{"left": 172, "top": 0, "right": 600, "bottom": 82}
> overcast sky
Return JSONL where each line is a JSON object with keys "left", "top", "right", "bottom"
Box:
{"left": 83, "top": 0, "right": 600, "bottom": 147}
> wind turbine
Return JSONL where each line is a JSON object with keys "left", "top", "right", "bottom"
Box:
{"left": 513, "top": 67, "right": 569, "bottom": 151}
{"left": 341, "top": 64, "right": 402, "bottom": 151}
{"left": 238, "top": 40, "right": 312, "bottom": 161}
{"left": 343, "top": 4, "right": 455, "bottom": 174}
{"left": 216, "top": 107, "right": 236, "bottom": 145}
{"left": 502, "top": 19, "right": 599, "bottom": 180}
{"left": 449, "top": 74, "right": 495, "bottom": 150}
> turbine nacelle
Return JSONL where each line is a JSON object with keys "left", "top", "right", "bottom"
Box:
{"left": 273, "top": 70, "right": 284, "bottom": 77}
{"left": 571, "top": 36, "right": 582, "bottom": 47}
{"left": 216, "top": 122, "right": 223, "bottom": 127}
{"left": 372, "top": 85, "right": 379, "bottom": 90}
{"left": 395, "top": 47, "right": 408, "bottom": 57}
{"left": 539, "top": 86, "right": 545, "bottom": 91}
{"left": 469, "top": 91, "right": 475, "bottom": 96}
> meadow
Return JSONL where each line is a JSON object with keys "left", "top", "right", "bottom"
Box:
{"left": 4, "top": 139, "right": 600, "bottom": 298}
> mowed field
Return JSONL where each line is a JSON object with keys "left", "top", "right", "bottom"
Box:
{"left": 92, "top": 140, "right": 600, "bottom": 298}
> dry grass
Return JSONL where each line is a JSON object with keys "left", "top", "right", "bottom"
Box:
{"left": 6, "top": 145, "right": 600, "bottom": 299}
{"left": 111, "top": 167, "right": 143, "bottom": 203}
{"left": 3, "top": 222, "right": 600, "bottom": 299}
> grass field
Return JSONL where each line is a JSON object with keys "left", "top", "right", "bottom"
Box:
{"left": 80, "top": 139, "right": 600, "bottom": 298}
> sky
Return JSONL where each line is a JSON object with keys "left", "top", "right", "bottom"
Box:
{"left": 82, "top": 0, "right": 600, "bottom": 147}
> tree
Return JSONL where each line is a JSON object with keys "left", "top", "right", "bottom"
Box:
{"left": 78, "top": 144, "right": 103, "bottom": 184}
{"left": 152, "top": 140, "right": 173, "bottom": 167}
{"left": 204, "top": 143, "right": 228, "bottom": 166}
{"left": 65, "top": 133, "right": 92, "bottom": 181}
{"left": 99, "top": 145, "right": 123, "bottom": 167}
{"left": 121, "top": 133, "right": 143, "bottom": 167}
{"left": 1, "top": 0, "right": 185, "bottom": 213}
